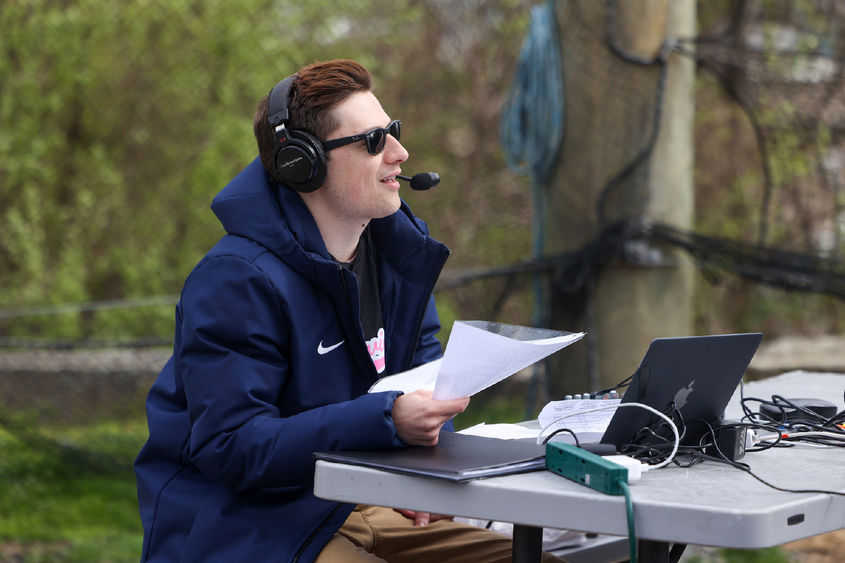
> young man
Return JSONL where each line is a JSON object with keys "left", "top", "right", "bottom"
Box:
{"left": 135, "top": 59, "right": 563, "bottom": 562}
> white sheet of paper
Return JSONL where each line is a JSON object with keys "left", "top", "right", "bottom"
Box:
{"left": 369, "top": 321, "right": 584, "bottom": 400}
{"left": 369, "top": 358, "right": 442, "bottom": 394}
{"left": 458, "top": 422, "right": 540, "bottom": 440}
{"left": 432, "top": 321, "right": 585, "bottom": 400}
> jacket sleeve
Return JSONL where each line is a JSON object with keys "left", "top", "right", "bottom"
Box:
{"left": 177, "top": 255, "right": 404, "bottom": 491}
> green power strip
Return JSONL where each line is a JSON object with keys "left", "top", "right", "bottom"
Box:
{"left": 545, "top": 442, "right": 628, "bottom": 495}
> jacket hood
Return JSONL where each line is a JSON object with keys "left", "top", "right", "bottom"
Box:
{"left": 211, "top": 157, "right": 326, "bottom": 257}
{"left": 210, "top": 157, "right": 447, "bottom": 282}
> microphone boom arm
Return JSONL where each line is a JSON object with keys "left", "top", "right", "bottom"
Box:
{"left": 397, "top": 172, "right": 440, "bottom": 191}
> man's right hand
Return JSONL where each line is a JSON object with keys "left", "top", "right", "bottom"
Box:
{"left": 391, "top": 390, "right": 469, "bottom": 446}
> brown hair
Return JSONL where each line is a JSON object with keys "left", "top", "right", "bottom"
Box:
{"left": 253, "top": 59, "right": 373, "bottom": 181}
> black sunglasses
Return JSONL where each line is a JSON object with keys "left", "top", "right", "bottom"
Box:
{"left": 322, "top": 120, "right": 401, "bottom": 155}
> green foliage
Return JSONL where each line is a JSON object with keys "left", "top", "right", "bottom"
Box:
{"left": 0, "top": 0, "right": 535, "bottom": 342}
{"left": 453, "top": 391, "right": 525, "bottom": 430}
{"left": 1, "top": 0, "right": 268, "bottom": 339}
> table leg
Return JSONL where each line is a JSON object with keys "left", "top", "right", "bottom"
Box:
{"left": 637, "top": 539, "right": 687, "bottom": 563}
{"left": 512, "top": 524, "right": 543, "bottom": 563}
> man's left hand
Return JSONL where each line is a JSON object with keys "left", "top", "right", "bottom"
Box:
{"left": 394, "top": 509, "right": 454, "bottom": 526}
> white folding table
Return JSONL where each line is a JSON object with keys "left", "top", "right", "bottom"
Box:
{"left": 314, "top": 372, "right": 845, "bottom": 562}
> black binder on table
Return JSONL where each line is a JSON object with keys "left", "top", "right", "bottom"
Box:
{"left": 313, "top": 431, "right": 546, "bottom": 482}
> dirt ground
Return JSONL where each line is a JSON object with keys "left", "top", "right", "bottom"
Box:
{"left": 683, "top": 529, "right": 845, "bottom": 562}
{"left": 0, "top": 541, "right": 70, "bottom": 562}
{"left": 781, "top": 529, "right": 845, "bottom": 562}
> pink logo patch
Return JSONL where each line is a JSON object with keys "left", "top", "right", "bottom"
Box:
{"left": 366, "top": 327, "right": 386, "bottom": 373}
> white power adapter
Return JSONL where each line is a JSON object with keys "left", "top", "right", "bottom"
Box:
{"left": 603, "top": 455, "right": 650, "bottom": 481}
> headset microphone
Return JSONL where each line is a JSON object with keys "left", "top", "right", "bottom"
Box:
{"left": 397, "top": 172, "right": 440, "bottom": 191}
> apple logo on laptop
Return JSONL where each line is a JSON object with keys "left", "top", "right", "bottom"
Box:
{"left": 673, "top": 380, "right": 696, "bottom": 411}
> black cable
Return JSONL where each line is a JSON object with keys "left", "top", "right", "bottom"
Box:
{"left": 676, "top": 441, "right": 845, "bottom": 495}
{"left": 619, "top": 405, "right": 687, "bottom": 465}
{"left": 684, "top": 418, "right": 845, "bottom": 495}
{"left": 770, "top": 395, "right": 833, "bottom": 425}
{"left": 434, "top": 215, "right": 845, "bottom": 310}
{"left": 597, "top": 1, "right": 672, "bottom": 225}
{"left": 742, "top": 395, "right": 845, "bottom": 435}
{"left": 542, "top": 427, "right": 581, "bottom": 448}
{"left": 790, "top": 436, "right": 845, "bottom": 447}
{"left": 592, "top": 373, "right": 635, "bottom": 397}
{"left": 737, "top": 395, "right": 845, "bottom": 451}
{"left": 740, "top": 465, "right": 845, "bottom": 496}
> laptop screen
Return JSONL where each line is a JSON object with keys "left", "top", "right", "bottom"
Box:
{"left": 601, "top": 333, "right": 763, "bottom": 451}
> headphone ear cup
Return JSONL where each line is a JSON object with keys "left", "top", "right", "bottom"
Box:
{"left": 273, "top": 129, "right": 327, "bottom": 193}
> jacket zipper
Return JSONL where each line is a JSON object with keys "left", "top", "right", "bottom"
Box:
{"left": 292, "top": 502, "right": 343, "bottom": 563}
{"left": 293, "top": 246, "right": 447, "bottom": 560}
{"left": 401, "top": 244, "right": 450, "bottom": 370}
{"left": 338, "top": 264, "right": 378, "bottom": 380}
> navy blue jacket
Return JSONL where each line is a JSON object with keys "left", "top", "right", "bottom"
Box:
{"left": 135, "top": 157, "right": 450, "bottom": 562}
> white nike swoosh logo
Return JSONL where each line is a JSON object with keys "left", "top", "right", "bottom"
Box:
{"left": 317, "top": 340, "right": 345, "bottom": 355}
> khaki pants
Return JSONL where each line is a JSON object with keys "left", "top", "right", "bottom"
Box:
{"left": 315, "top": 505, "right": 565, "bottom": 562}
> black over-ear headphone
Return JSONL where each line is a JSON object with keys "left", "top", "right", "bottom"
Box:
{"left": 267, "top": 74, "right": 327, "bottom": 193}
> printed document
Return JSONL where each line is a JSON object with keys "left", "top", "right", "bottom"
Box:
{"left": 537, "top": 399, "right": 620, "bottom": 444}
{"left": 369, "top": 320, "right": 584, "bottom": 400}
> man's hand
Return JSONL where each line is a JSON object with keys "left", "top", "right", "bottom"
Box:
{"left": 394, "top": 509, "right": 454, "bottom": 526}
{"left": 391, "top": 390, "right": 469, "bottom": 446}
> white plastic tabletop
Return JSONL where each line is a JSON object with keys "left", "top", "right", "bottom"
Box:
{"left": 314, "top": 372, "right": 845, "bottom": 549}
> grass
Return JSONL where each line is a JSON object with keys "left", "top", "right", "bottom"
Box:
{"left": 0, "top": 416, "right": 146, "bottom": 562}
{"left": 683, "top": 547, "right": 793, "bottom": 563}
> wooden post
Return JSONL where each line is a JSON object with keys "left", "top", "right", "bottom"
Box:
{"left": 544, "top": 0, "right": 696, "bottom": 395}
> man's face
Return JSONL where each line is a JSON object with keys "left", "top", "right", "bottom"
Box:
{"left": 318, "top": 91, "right": 409, "bottom": 227}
